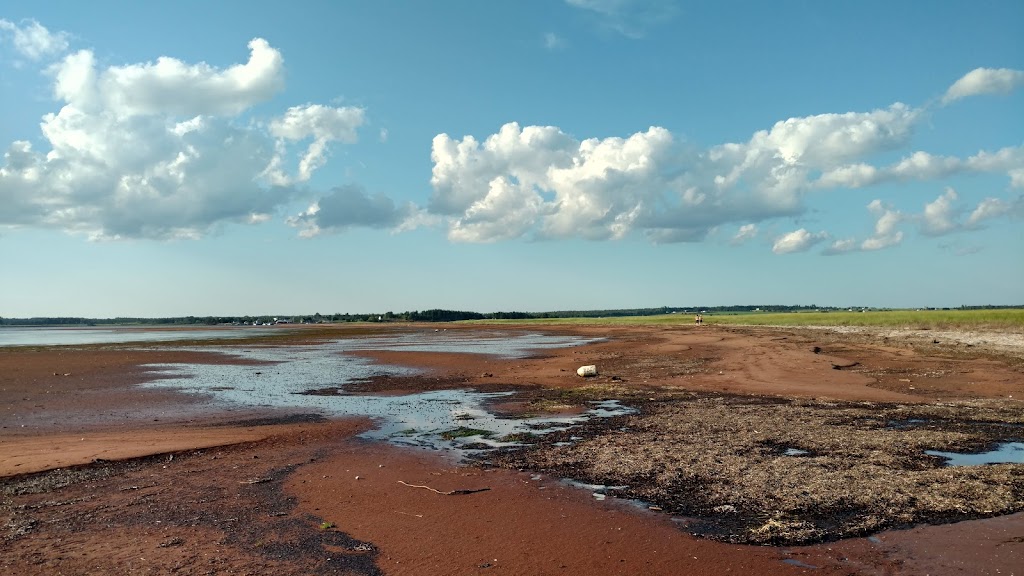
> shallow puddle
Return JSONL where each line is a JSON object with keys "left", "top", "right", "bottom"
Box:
{"left": 0, "top": 325, "right": 282, "bottom": 347}
{"left": 563, "top": 480, "right": 630, "bottom": 502}
{"left": 341, "top": 330, "right": 600, "bottom": 357}
{"left": 142, "top": 331, "right": 631, "bottom": 452}
{"left": 782, "top": 558, "right": 818, "bottom": 569}
{"left": 926, "top": 442, "right": 1024, "bottom": 466}
{"left": 885, "top": 418, "right": 932, "bottom": 429}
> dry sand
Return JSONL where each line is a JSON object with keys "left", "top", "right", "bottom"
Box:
{"left": 1, "top": 323, "right": 1022, "bottom": 575}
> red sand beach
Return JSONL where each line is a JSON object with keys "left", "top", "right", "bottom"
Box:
{"left": 1, "top": 323, "right": 1021, "bottom": 575}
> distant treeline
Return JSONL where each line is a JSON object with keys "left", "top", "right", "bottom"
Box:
{"left": 1, "top": 304, "right": 1020, "bottom": 326}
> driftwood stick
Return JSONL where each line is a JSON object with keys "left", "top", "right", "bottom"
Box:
{"left": 397, "top": 480, "right": 490, "bottom": 496}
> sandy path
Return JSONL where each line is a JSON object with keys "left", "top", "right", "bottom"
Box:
{"left": 0, "top": 425, "right": 317, "bottom": 476}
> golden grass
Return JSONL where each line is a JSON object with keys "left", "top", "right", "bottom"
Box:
{"left": 706, "top": 309, "right": 1024, "bottom": 329}
{"left": 471, "top": 309, "right": 1024, "bottom": 330}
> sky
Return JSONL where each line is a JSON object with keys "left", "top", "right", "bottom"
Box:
{"left": 1, "top": 0, "right": 1022, "bottom": 317}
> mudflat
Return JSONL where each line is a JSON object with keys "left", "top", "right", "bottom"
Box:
{"left": 1, "top": 323, "right": 1021, "bottom": 575}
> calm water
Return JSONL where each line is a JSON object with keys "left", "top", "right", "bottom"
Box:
{"left": 927, "top": 442, "right": 1024, "bottom": 466}
{"left": 342, "top": 330, "right": 599, "bottom": 357}
{"left": 0, "top": 326, "right": 280, "bottom": 347}
{"left": 142, "top": 332, "right": 624, "bottom": 452}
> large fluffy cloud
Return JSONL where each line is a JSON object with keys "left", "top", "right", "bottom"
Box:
{"left": 431, "top": 122, "right": 674, "bottom": 242}
{"left": 430, "top": 123, "right": 577, "bottom": 215}
{"left": 428, "top": 104, "right": 921, "bottom": 244}
{"left": 427, "top": 86, "right": 1020, "bottom": 251}
{"left": 943, "top": 67, "right": 1024, "bottom": 104}
{"left": 0, "top": 35, "right": 367, "bottom": 239}
{"left": 80, "top": 38, "right": 284, "bottom": 118}
{"left": 734, "top": 104, "right": 918, "bottom": 168}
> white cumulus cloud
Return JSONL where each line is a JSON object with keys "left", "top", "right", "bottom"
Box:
{"left": 921, "top": 188, "right": 960, "bottom": 236}
{"left": 860, "top": 200, "right": 904, "bottom": 251}
{"left": 815, "top": 145, "right": 1024, "bottom": 191}
{"left": 268, "top": 104, "right": 366, "bottom": 183}
{"left": 448, "top": 177, "right": 548, "bottom": 243}
{"left": 429, "top": 104, "right": 922, "bottom": 244}
{"left": 0, "top": 34, "right": 370, "bottom": 240}
{"left": 431, "top": 122, "right": 691, "bottom": 242}
{"left": 914, "top": 188, "right": 1019, "bottom": 237}
{"left": 815, "top": 163, "right": 880, "bottom": 189}
{"left": 0, "top": 18, "right": 69, "bottom": 60}
{"left": 731, "top": 223, "right": 758, "bottom": 245}
{"left": 943, "top": 67, "right": 1024, "bottom": 104}
{"left": 79, "top": 38, "right": 284, "bottom": 118}
{"left": 707, "top": 104, "right": 919, "bottom": 213}
{"left": 286, "top": 185, "right": 414, "bottom": 238}
{"left": 823, "top": 200, "right": 903, "bottom": 255}
{"left": 772, "top": 229, "right": 828, "bottom": 254}
{"left": 743, "top": 104, "right": 917, "bottom": 168}
{"left": 966, "top": 197, "right": 1014, "bottom": 227}
{"left": 824, "top": 237, "right": 858, "bottom": 255}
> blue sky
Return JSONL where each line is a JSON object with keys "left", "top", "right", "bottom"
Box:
{"left": 1, "top": 1, "right": 1022, "bottom": 317}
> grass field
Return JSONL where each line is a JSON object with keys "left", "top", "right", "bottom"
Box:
{"left": 706, "top": 309, "right": 1024, "bottom": 329}
{"left": 474, "top": 309, "right": 1024, "bottom": 330}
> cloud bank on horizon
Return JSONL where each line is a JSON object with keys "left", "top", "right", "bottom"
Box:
{"left": 1, "top": 17, "right": 1021, "bottom": 254}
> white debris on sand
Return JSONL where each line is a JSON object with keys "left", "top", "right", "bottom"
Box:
{"left": 799, "top": 326, "right": 1024, "bottom": 358}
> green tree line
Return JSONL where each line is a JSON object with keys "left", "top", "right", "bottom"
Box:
{"left": 1, "top": 304, "right": 1020, "bottom": 326}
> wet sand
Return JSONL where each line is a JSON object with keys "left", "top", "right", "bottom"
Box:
{"left": 1, "top": 323, "right": 1022, "bottom": 575}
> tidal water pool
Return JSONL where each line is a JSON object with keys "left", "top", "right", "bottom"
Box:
{"left": 340, "top": 329, "right": 599, "bottom": 357}
{"left": 142, "top": 331, "right": 627, "bottom": 452}
{"left": 926, "top": 442, "right": 1024, "bottom": 466}
{"left": 0, "top": 326, "right": 279, "bottom": 347}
